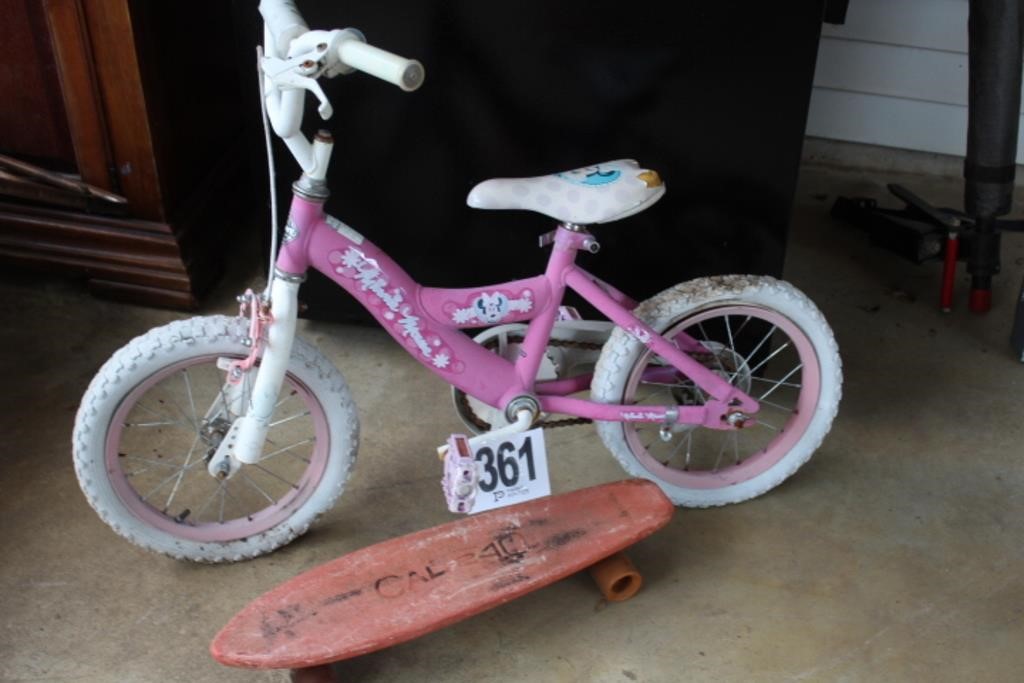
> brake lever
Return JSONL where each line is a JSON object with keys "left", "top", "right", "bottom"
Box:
{"left": 261, "top": 54, "right": 334, "bottom": 120}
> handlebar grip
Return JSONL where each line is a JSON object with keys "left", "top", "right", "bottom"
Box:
{"left": 259, "top": 0, "right": 309, "bottom": 56}
{"left": 338, "top": 39, "right": 425, "bottom": 92}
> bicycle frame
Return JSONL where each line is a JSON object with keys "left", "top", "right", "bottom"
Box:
{"left": 70, "top": 4, "right": 838, "bottom": 563}
{"left": 270, "top": 189, "right": 760, "bottom": 430}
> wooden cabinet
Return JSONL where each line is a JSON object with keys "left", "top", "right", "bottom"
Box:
{"left": 0, "top": 0, "right": 250, "bottom": 308}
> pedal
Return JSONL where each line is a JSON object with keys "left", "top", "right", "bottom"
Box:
{"left": 440, "top": 434, "right": 478, "bottom": 514}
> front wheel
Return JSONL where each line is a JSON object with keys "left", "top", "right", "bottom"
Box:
{"left": 72, "top": 315, "right": 359, "bottom": 561}
{"left": 591, "top": 275, "right": 841, "bottom": 507}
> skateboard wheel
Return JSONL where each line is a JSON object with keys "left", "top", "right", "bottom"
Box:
{"left": 588, "top": 551, "right": 642, "bottom": 601}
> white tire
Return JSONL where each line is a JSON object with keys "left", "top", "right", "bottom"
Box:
{"left": 72, "top": 315, "right": 358, "bottom": 561}
{"left": 592, "top": 275, "right": 841, "bottom": 506}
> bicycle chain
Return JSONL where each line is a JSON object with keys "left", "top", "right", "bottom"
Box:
{"left": 456, "top": 335, "right": 602, "bottom": 432}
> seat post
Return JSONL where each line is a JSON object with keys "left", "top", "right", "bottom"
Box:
{"left": 507, "top": 224, "right": 589, "bottom": 390}
{"left": 539, "top": 222, "right": 601, "bottom": 259}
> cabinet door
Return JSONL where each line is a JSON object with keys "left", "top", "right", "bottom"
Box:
{"left": 0, "top": 0, "right": 78, "bottom": 172}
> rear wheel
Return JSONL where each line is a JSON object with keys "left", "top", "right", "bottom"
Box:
{"left": 592, "top": 276, "right": 841, "bottom": 506}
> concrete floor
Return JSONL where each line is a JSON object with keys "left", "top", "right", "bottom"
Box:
{"left": 2, "top": 162, "right": 1023, "bottom": 682}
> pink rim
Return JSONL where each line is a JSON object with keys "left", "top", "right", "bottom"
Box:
{"left": 105, "top": 355, "right": 330, "bottom": 543}
{"left": 622, "top": 304, "right": 821, "bottom": 489}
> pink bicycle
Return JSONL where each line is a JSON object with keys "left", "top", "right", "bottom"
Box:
{"left": 72, "top": 1, "right": 841, "bottom": 562}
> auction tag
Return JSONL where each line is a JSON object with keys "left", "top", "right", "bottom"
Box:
{"left": 470, "top": 427, "right": 550, "bottom": 513}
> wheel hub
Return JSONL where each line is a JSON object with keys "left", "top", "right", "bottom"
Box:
{"left": 200, "top": 417, "right": 232, "bottom": 449}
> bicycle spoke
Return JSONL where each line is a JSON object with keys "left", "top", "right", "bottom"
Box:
{"left": 633, "top": 387, "right": 661, "bottom": 404}
{"left": 750, "top": 376, "right": 802, "bottom": 390}
{"left": 695, "top": 322, "right": 729, "bottom": 376}
{"left": 640, "top": 380, "right": 692, "bottom": 389}
{"left": 252, "top": 463, "right": 300, "bottom": 489}
{"left": 269, "top": 410, "right": 310, "bottom": 428}
{"left": 163, "top": 434, "right": 201, "bottom": 512}
{"left": 758, "top": 397, "right": 796, "bottom": 413}
{"left": 238, "top": 470, "right": 277, "bottom": 503}
{"left": 638, "top": 428, "right": 655, "bottom": 454}
{"left": 125, "top": 419, "right": 187, "bottom": 428}
{"left": 732, "top": 315, "right": 753, "bottom": 338}
{"left": 194, "top": 478, "right": 245, "bottom": 523}
{"left": 736, "top": 324, "right": 777, "bottom": 375}
{"left": 663, "top": 432, "right": 689, "bottom": 466}
{"left": 182, "top": 369, "right": 199, "bottom": 426}
{"left": 746, "top": 341, "right": 791, "bottom": 377}
{"left": 242, "top": 391, "right": 300, "bottom": 433}
{"left": 133, "top": 400, "right": 177, "bottom": 425}
{"left": 193, "top": 480, "right": 225, "bottom": 521}
{"left": 274, "top": 390, "right": 299, "bottom": 410}
{"left": 161, "top": 394, "right": 199, "bottom": 433}
{"left": 214, "top": 382, "right": 233, "bottom": 421}
{"left": 712, "top": 434, "right": 728, "bottom": 473}
{"left": 124, "top": 463, "right": 160, "bottom": 477}
{"left": 725, "top": 315, "right": 736, "bottom": 355}
{"left": 140, "top": 457, "right": 204, "bottom": 502}
{"left": 120, "top": 454, "right": 182, "bottom": 470}
{"left": 261, "top": 437, "right": 314, "bottom": 464}
{"left": 758, "top": 363, "right": 802, "bottom": 402}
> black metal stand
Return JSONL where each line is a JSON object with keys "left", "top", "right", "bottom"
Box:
{"left": 830, "top": 0, "right": 1024, "bottom": 358}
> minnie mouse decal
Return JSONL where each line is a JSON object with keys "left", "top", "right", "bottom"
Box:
{"left": 450, "top": 290, "right": 533, "bottom": 325}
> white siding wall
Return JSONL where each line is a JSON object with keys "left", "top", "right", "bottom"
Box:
{"left": 806, "top": 0, "right": 1024, "bottom": 163}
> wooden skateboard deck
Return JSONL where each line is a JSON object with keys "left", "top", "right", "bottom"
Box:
{"left": 211, "top": 479, "right": 673, "bottom": 670}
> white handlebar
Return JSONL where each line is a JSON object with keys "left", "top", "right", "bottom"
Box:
{"left": 258, "top": 0, "right": 425, "bottom": 177}
{"left": 338, "top": 39, "right": 425, "bottom": 92}
{"left": 258, "top": 0, "right": 308, "bottom": 58}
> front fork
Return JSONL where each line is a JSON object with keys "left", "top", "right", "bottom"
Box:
{"left": 208, "top": 275, "right": 301, "bottom": 478}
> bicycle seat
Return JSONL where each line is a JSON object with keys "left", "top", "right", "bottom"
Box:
{"left": 466, "top": 159, "right": 665, "bottom": 225}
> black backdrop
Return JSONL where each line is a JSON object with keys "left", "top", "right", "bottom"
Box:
{"left": 232, "top": 1, "right": 829, "bottom": 322}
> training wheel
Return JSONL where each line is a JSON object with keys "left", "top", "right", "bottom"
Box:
{"left": 588, "top": 551, "right": 643, "bottom": 601}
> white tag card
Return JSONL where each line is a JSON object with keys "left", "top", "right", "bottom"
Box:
{"left": 470, "top": 427, "right": 551, "bottom": 513}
